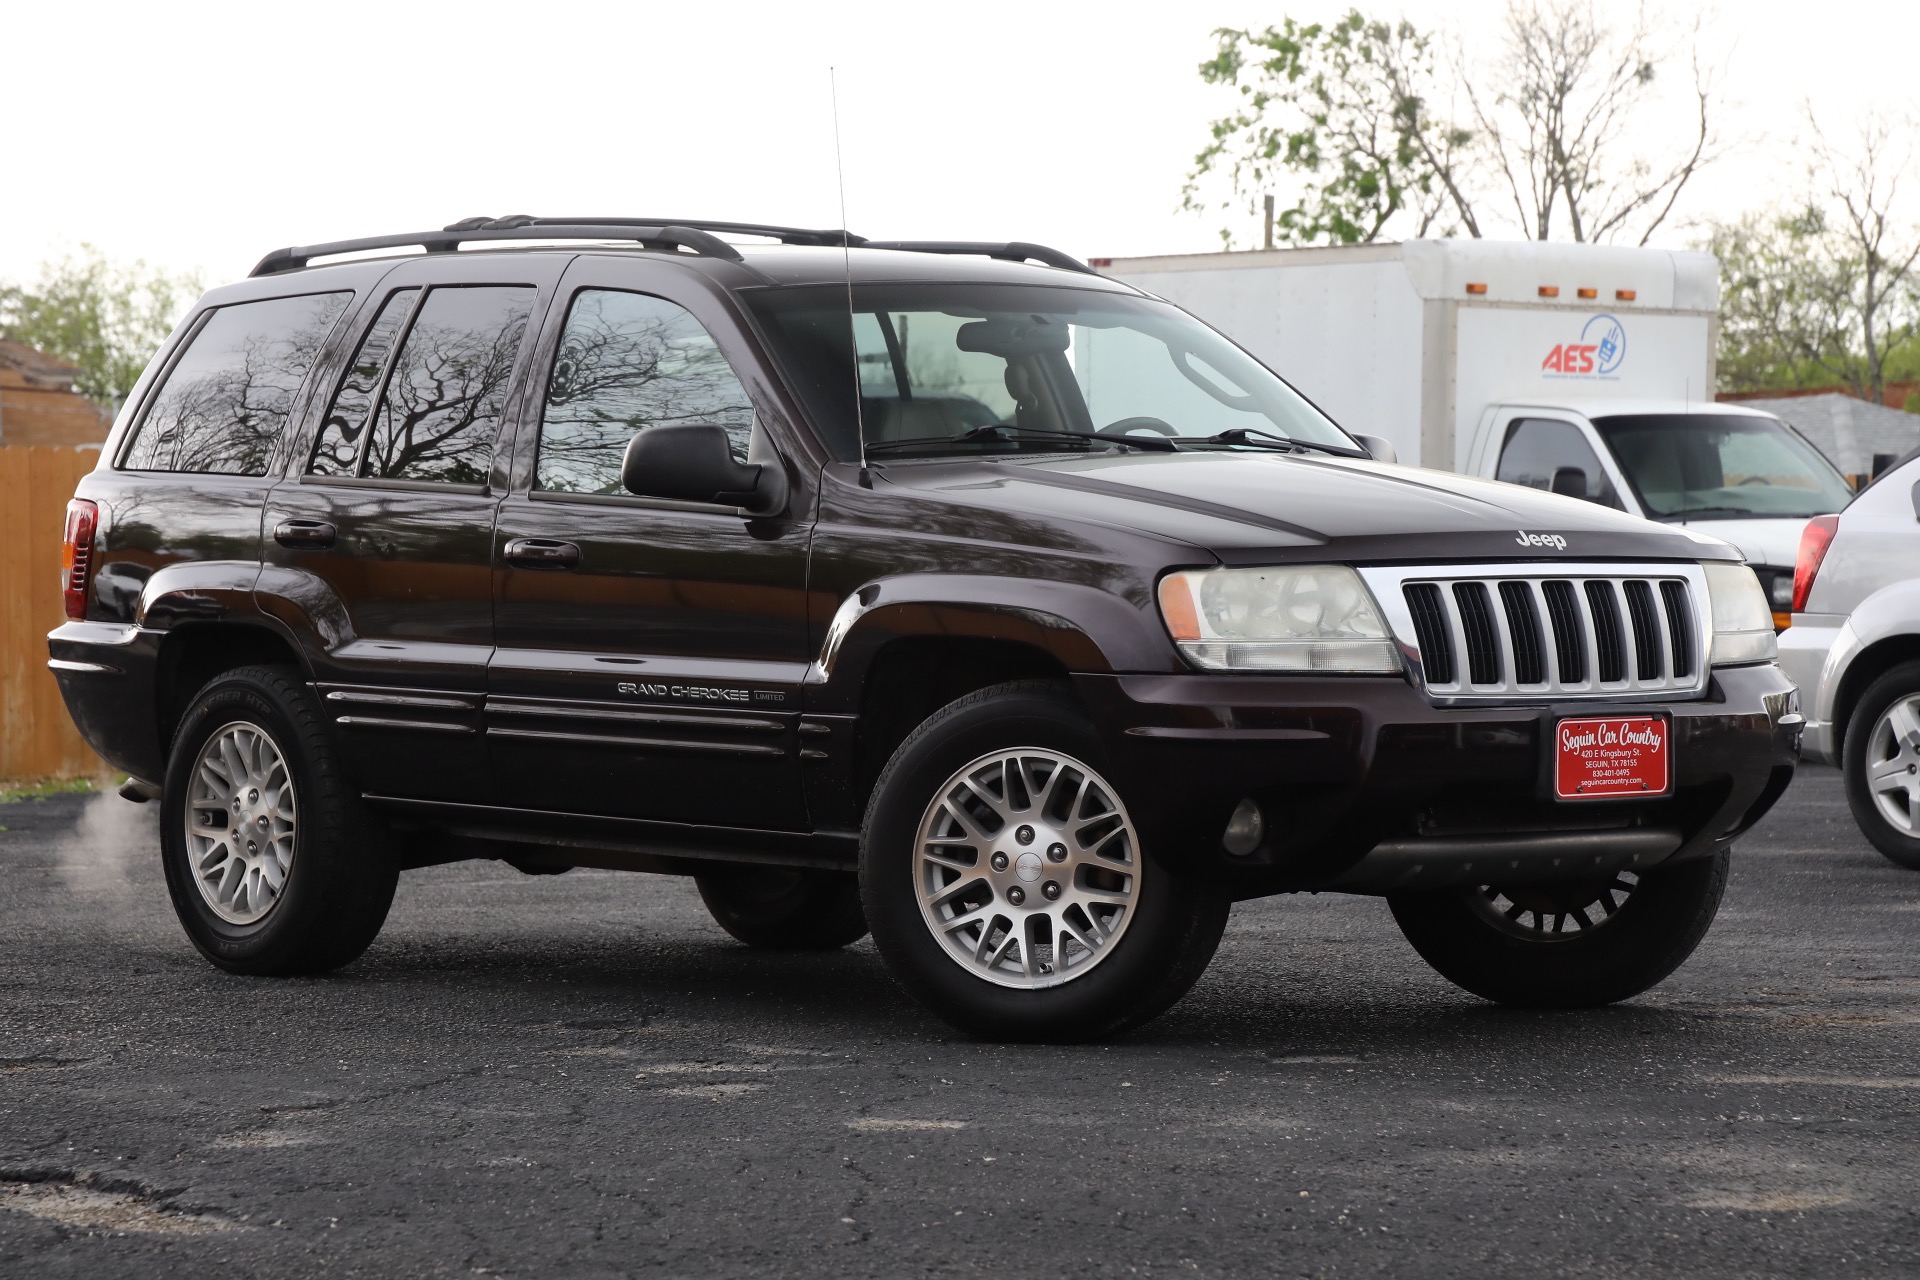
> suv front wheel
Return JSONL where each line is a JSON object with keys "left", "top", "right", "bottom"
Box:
{"left": 1388, "top": 850, "right": 1729, "bottom": 1007}
{"left": 160, "top": 666, "right": 398, "bottom": 975}
{"left": 861, "top": 682, "right": 1228, "bottom": 1042}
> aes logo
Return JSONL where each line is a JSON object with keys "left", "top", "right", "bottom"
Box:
{"left": 1541, "top": 315, "right": 1626, "bottom": 377}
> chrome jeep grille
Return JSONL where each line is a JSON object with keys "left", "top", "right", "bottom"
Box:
{"left": 1357, "top": 563, "right": 1710, "bottom": 704}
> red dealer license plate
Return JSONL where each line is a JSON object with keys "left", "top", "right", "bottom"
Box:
{"left": 1554, "top": 716, "right": 1671, "bottom": 800}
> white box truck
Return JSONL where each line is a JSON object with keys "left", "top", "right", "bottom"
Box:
{"left": 1095, "top": 239, "right": 1855, "bottom": 620}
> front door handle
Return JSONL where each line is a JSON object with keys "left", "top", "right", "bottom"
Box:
{"left": 273, "top": 519, "right": 337, "bottom": 549}
{"left": 504, "top": 538, "right": 581, "bottom": 570}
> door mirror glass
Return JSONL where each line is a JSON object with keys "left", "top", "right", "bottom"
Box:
{"left": 622, "top": 424, "right": 783, "bottom": 512}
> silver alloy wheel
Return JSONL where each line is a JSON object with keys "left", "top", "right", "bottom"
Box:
{"left": 184, "top": 721, "right": 298, "bottom": 925}
{"left": 912, "top": 747, "right": 1141, "bottom": 989}
{"left": 1471, "top": 871, "right": 1640, "bottom": 940}
{"left": 1863, "top": 694, "right": 1920, "bottom": 835}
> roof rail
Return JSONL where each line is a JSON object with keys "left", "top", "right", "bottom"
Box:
{"left": 859, "top": 241, "right": 1098, "bottom": 276}
{"left": 250, "top": 216, "right": 1094, "bottom": 278}
{"left": 249, "top": 219, "right": 752, "bottom": 277}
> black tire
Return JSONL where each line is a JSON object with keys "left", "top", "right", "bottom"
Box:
{"left": 160, "top": 665, "right": 398, "bottom": 975}
{"left": 860, "top": 681, "right": 1229, "bottom": 1042}
{"left": 1841, "top": 661, "right": 1920, "bottom": 869}
{"left": 696, "top": 868, "right": 869, "bottom": 949}
{"left": 1388, "top": 851, "right": 1729, "bottom": 1008}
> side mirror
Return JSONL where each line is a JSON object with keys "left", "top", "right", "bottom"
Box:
{"left": 1353, "top": 433, "right": 1397, "bottom": 464}
{"left": 622, "top": 424, "right": 786, "bottom": 514}
{"left": 1551, "top": 466, "right": 1588, "bottom": 498}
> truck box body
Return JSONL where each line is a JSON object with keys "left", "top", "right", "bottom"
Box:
{"left": 1098, "top": 240, "right": 1719, "bottom": 471}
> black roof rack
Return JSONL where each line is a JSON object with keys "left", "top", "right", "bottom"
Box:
{"left": 250, "top": 215, "right": 1094, "bottom": 278}
{"left": 858, "top": 240, "right": 1098, "bottom": 276}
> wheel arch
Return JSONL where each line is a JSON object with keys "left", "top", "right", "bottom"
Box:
{"left": 1832, "top": 634, "right": 1920, "bottom": 766}
{"left": 155, "top": 621, "right": 311, "bottom": 755}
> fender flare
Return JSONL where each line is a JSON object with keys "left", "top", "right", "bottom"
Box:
{"left": 803, "top": 573, "right": 1175, "bottom": 714}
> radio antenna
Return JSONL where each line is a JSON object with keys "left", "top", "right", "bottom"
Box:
{"left": 829, "top": 67, "right": 869, "bottom": 479}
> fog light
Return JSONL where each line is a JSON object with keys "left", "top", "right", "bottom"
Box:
{"left": 1222, "top": 798, "right": 1264, "bottom": 856}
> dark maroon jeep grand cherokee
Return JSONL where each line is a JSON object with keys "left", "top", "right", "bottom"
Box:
{"left": 49, "top": 217, "right": 1800, "bottom": 1040}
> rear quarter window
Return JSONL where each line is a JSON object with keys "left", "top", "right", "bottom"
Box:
{"left": 121, "top": 292, "right": 351, "bottom": 475}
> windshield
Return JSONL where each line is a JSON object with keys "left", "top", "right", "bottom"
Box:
{"left": 1593, "top": 413, "right": 1854, "bottom": 520}
{"left": 743, "top": 284, "right": 1359, "bottom": 461}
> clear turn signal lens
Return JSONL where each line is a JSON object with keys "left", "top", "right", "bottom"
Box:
{"left": 1704, "top": 562, "right": 1777, "bottom": 666}
{"left": 1157, "top": 565, "right": 1402, "bottom": 674}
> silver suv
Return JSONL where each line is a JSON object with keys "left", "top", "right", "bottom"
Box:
{"left": 1779, "top": 449, "right": 1920, "bottom": 868}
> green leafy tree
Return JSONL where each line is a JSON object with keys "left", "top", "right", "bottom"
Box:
{"left": 1709, "top": 113, "right": 1919, "bottom": 401}
{"left": 0, "top": 246, "right": 200, "bottom": 408}
{"left": 1184, "top": 12, "right": 1478, "bottom": 247}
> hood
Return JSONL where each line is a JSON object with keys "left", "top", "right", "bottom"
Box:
{"left": 881, "top": 450, "right": 1740, "bottom": 565}
{"left": 1661, "top": 516, "right": 1807, "bottom": 570}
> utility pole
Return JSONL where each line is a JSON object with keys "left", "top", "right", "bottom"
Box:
{"left": 1263, "top": 195, "right": 1276, "bottom": 250}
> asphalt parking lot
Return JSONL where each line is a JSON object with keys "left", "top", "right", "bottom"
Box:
{"left": 1, "top": 764, "right": 1916, "bottom": 1278}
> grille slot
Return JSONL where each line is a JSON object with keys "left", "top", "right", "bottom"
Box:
{"left": 1374, "top": 565, "right": 1706, "bottom": 704}
{"left": 1404, "top": 583, "right": 1454, "bottom": 685}
{"left": 1498, "top": 582, "right": 1546, "bottom": 685}
{"left": 1542, "top": 581, "right": 1587, "bottom": 683}
{"left": 1453, "top": 582, "right": 1502, "bottom": 685}
{"left": 1623, "top": 580, "right": 1663, "bottom": 680}
{"left": 1660, "top": 580, "right": 1694, "bottom": 678}
{"left": 1585, "top": 581, "right": 1627, "bottom": 683}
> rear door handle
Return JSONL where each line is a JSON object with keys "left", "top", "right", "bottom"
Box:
{"left": 273, "top": 519, "right": 337, "bottom": 549}
{"left": 504, "top": 538, "right": 581, "bottom": 570}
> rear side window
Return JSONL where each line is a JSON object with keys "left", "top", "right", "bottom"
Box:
{"left": 122, "top": 292, "right": 350, "bottom": 474}
{"left": 308, "top": 285, "right": 534, "bottom": 485}
{"left": 538, "top": 289, "right": 753, "bottom": 495}
{"left": 308, "top": 289, "right": 419, "bottom": 477}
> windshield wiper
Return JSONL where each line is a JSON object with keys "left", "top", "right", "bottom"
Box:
{"left": 1655, "top": 506, "right": 1756, "bottom": 520}
{"left": 865, "top": 423, "right": 1176, "bottom": 456}
{"left": 1180, "top": 426, "right": 1366, "bottom": 458}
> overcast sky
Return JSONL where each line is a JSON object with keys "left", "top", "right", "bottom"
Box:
{"left": 2, "top": 0, "right": 1913, "bottom": 291}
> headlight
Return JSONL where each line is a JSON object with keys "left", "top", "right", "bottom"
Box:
{"left": 1157, "top": 565, "right": 1402, "bottom": 673}
{"left": 1704, "top": 563, "right": 1776, "bottom": 666}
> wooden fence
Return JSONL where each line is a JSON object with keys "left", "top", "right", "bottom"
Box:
{"left": 0, "top": 445, "right": 106, "bottom": 781}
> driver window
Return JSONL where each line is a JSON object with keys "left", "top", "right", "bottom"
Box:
{"left": 538, "top": 290, "right": 753, "bottom": 495}
{"left": 1497, "top": 418, "right": 1623, "bottom": 509}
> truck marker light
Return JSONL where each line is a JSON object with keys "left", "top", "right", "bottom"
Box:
{"left": 1791, "top": 515, "right": 1840, "bottom": 613}
{"left": 1465, "top": 282, "right": 1487, "bottom": 295}
{"left": 1577, "top": 287, "right": 1598, "bottom": 299}
{"left": 1538, "top": 286, "right": 1560, "bottom": 298}
{"left": 1615, "top": 289, "right": 1637, "bottom": 302}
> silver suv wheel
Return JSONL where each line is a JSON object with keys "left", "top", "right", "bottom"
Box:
{"left": 1863, "top": 695, "right": 1920, "bottom": 835}
{"left": 184, "top": 721, "right": 298, "bottom": 925}
{"left": 912, "top": 747, "right": 1140, "bottom": 989}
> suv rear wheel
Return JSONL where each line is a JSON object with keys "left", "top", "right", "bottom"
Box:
{"left": 1387, "top": 850, "right": 1729, "bottom": 1007}
{"left": 696, "top": 868, "right": 868, "bottom": 949}
{"left": 861, "top": 682, "right": 1228, "bottom": 1042}
{"left": 1842, "top": 661, "right": 1920, "bottom": 869}
{"left": 160, "top": 666, "right": 398, "bottom": 975}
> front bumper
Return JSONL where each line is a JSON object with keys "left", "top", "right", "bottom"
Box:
{"left": 1076, "top": 663, "right": 1801, "bottom": 898}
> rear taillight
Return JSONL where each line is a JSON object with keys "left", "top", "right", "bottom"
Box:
{"left": 61, "top": 498, "right": 99, "bottom": 621}
{"left": 1791, "top": 515, "right": 1840, "bottom": 614}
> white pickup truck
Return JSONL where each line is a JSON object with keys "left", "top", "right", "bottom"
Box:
{"left": 1096, "top": 239, "right": 1854, "bottom": 621}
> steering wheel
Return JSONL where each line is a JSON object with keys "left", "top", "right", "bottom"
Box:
{"left": 1103, "top": 416, "right": 1179, "bottom": 437}
{"left": 1737, "top": 476, "right": 1773, "bottom": 486}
